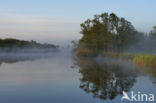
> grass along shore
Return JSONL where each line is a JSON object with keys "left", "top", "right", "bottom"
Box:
{"left": 101, "top": 52, "right": 156, "bottom": 68}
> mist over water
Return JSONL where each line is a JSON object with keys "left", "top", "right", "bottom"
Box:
{"left": 0, "top": 48, "right": 60, "bottom": 65}
{"left": 0, "top": 48, "right": 155, "bottom": 103}
{"left": 0, "top": 15, "right": 155, "bottom": 102}
{"left": 0, "top": 0, "right": 156, "bottom": 102}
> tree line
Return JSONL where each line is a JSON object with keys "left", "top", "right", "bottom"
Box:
{"left": 0, "top": 38, "right": 58, "bottom": 49}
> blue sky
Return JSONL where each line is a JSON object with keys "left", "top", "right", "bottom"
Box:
{"left": 0, "top": 0, "right": 156, "bottom": 45}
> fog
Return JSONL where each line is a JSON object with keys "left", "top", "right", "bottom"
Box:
{"left": 0, "top": 48, "right": 60, "bottom": 66}
{"left": 125, "top": 33, "right": 156, "bottom": 54}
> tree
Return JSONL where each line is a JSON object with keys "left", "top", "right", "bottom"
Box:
{"left": 78, "top": 12, "right": 138, "bottom": 53}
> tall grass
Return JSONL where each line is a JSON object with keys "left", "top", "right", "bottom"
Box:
{"left": 133, "top": 54, "right": 156, "bottom": 67}
{"left": 76, "top": 48, "right": 156, "bottom": 68}
{"left": 102, "top": 52, "right": 156, "bottom": 68}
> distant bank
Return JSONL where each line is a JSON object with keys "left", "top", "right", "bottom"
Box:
{"left": 0, "top": 38, "right": 59, "bottom": 53}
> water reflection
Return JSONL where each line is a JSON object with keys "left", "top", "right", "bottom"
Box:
{"left": 0, "top": 52, "right": 156, "bottom": 103}
{"left": 134, "top": 65, "right": 156, "bottom": 84}
{"left": 74, "top": 58, "right": 138, "bottom": 101}
{"left": 0, "top": 53, "right": 56, "bottom": 65}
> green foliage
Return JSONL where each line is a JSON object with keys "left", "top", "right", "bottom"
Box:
{"left": 0, "top": 38, "right": 58, "bottom": 49}
{"left": 78, "top": 12, "right": 138, "bottom": 55}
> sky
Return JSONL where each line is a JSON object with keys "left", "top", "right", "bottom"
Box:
{"left": 0, "top": 0, "right": 156, "bottom": 46}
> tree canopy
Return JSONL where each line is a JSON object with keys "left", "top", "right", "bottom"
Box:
{"left": 78, "top": 12, "right": 139, "bottom": 53}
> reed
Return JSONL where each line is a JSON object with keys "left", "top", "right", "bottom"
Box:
{"left": 133, "top": 54, "right": 156, "bottom": 67}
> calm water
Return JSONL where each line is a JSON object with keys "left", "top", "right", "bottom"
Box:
{"left": 0, "top": 51, "right": 156, "bottom": 103}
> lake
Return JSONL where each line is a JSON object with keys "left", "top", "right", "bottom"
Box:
{"left": 0, "top": 50, "right": 156, "bottom": 103}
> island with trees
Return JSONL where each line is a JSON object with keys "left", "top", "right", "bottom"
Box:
{"left": 73, "top": 12, "right": 156, "bottom": 68}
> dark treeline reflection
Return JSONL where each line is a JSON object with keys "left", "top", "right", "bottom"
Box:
{"left": 0, "top": 53, "right": 56, "bottom": 66}
{"left": 74, "top": 58, "right": 139, "bottom": 101}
